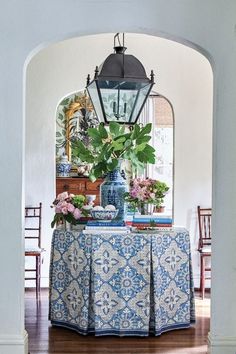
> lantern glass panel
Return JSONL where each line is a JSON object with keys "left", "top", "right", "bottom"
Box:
{"left": 87, "top": 80, "right": 105, "bottom": 122}
{"left": 129, "top": 82, "right": 152, "bottom": 123}
{"left": 97, "top": 80, "right": 152, "bottom": 124}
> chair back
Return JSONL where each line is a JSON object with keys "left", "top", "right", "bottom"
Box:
{"left": 197, "top": 205, "right": 212, "bottom": 251}
{"left": 25, "top": 203, "right": 42, "bottom": 248}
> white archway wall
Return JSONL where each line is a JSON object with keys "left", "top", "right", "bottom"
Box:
{"left": 25, "top": 33, "right": 213, "bottom": 288}
{"left": 1, "top": 1, "right": 236, "bottom": 354}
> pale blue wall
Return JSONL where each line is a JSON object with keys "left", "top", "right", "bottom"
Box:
{"left": 1, "top": 1, "right": 236, "bottom": 353}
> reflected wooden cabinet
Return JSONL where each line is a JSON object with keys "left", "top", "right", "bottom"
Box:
{"left": 56, "top": 177, "right": 103, "bottom": 205}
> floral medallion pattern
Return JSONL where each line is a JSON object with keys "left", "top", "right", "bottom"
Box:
{"left": 49, "top": 227, "right": 195, "bottom": 336}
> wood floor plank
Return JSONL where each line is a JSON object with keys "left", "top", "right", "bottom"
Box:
{"left": 25, "top": 289, "right": 210, "bottom": 354}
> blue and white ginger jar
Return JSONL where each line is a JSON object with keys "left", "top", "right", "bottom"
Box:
{"left": 100, "top": 161, "right": 128, "bottom": 220}
{"left": 56, "top": 155, "right": 72, "bottom": 177}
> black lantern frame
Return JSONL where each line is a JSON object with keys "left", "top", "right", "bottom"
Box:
{"left": 86, "top": 33, "right": 155, "bottom": 125}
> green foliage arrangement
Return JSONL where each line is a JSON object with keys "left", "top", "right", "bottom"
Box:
{"left": 72, "top": 122, "right": 156, "bottom": 182}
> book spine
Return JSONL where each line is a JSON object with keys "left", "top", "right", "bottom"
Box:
{"left": 133, "top": 219, "right": 172, "bottom": 224}
{"left": 133, "top": 223, "right": 172, "bottom": 228}
{"left": 134, "top": 214, "right": 172, "bottom": 218}
{"left": 87, "top": 222, "right": 124, "bottom": 227}
{"left": 132, "top": 227, "right": 174, "bottom": 232}
{"left": 85, "top": 227, "right": 128, "bottom": 230}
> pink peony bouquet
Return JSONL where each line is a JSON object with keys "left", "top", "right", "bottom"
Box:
{"left": 124, "top": 177, "right": 169, "bottom": 210}
{"left": 51, "top": 192, "right": 89, "bottom": 227}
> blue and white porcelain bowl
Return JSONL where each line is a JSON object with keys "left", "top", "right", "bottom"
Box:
{"left": 90, "top": 209, "right": 119, "bottom": 220}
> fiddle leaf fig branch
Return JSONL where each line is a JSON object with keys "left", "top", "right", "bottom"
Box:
{"left": 72, "top": 122, "right": 156, "bottom": 182}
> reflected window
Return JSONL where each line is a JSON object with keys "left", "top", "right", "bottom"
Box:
{"left": 139, "top": 93, "right": 174, "bottom": 214}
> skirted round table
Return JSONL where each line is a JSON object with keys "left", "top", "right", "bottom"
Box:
{"left": 49, "top": 227, "right": 195, "bottom": 336}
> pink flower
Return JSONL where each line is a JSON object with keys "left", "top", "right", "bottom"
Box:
{"left": 61, "top": 207, "right": 69, "bottom": 215}
{"left": 67, "top": 203, "right": 75, "bottom": 213}
{"left": 57, "top": 192, "right": 69, "bottom": 201}
{"left": 55, "top": 201, "right": 67, "bottom": 213}
{"left": 55, "top": 206, "right": 62, "bottom": 213}
{"left": 73, "top": 208, "right": 82, "bottom": 220}
{"left": 60, "top": 201, "right": 69, "bottom": 214}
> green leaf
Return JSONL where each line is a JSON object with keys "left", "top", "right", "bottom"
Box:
{"left": 93, "top": 162, "right": 106, "bottom": 178}
{"left": 99, "top": 124, "right": 108, "bottom": 139}
{"left": 89, "top": 172, "right": 96, "bottom": 182}
{"left": 113, "top": 143, "right": 124, "bottom": 151}
{"left": 107, "top": 159, "right": 119, "bottom": 171}
{"left": 114, "top": 133, "right": 131, "bottom": 142}
{"left": 138, "top": 123, "right": 152, "bottom": 137}
{"left": 120, "top": 125, "right": 126, "bottom": 135}
{"left": 144, "top": 144, "right": 156, "bottom": 153}
{"left": 51, "top": 213, "right": 63, "bottom": 228}
{"left": 97, "top": 143, "right": 111, "bottom": 161}
{"left": 109, "top": 121, "right": 120, "bottom": 136}
{"left": 134, "top": 142, "right": 147, "bottom": 152}
{"left": 56, "top": 132, "right": 62, "bottom": 137}
{"left": 88, "top": 127, "right": 101, "bottom": 139}
{"left": 137, "top": 150, "right": 155, "bottom": 164}
{"left": 136, "top": 135, "right": 151, "bottom": 145}
{"left": 124, "top": 139, "right": 132, "bottom": 148}
{"left": 90, "top": 137, "right": 103, "bottom": 147}
{"left": 113, "top": 136, "right": 126, "bottom": 143}
{"left": 131, "top": 124, "right": 140, "bottom": 139}
{"left": 72, "top": 141, "right": 94, "bottom": 163}
{"left": 136, "top": 145, "right": 156, "bottom": 163}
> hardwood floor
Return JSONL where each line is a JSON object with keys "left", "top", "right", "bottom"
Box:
{"left": 25, "top": 289, "right": 210, "bottom": 354}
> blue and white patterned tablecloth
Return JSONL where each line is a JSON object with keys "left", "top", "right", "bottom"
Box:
{"left": 49, "top": 227, "right": 195, "bottom": 336}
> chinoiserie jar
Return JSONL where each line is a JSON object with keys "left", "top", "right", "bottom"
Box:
{"left": 56, "top": 154, "right": 72, "bottom": 177}
{"left": 100, "top": 160, "right": 128, "bottom": 220}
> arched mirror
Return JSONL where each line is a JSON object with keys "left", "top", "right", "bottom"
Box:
{"left": 56, "top": 90, "right": 99, "bottom": 168}
{"left": 56, "top": 91, "right": 174, "bottom": 214}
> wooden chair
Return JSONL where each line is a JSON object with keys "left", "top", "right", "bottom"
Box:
{"left": 197, "top": 205, "right": 212, "bottom": 299}
{"left": 25, "top": 203, "right": 44, "bottom": 297}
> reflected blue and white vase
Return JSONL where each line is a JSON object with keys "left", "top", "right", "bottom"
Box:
{"left": 100, "top": 161, "right": 128, "bottom": 220}
{"left": 56, "top": 154, "right": 72, "bottom": 177}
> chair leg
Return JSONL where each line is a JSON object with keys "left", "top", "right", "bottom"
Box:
{"left": 200, "top": 255, "right": 205, "bottom": 299}
{"left": 36, "top": 256, "right": 39, "bottom": 298}
{"left": 38, "top": 255, "right": 41, "bottom": 295}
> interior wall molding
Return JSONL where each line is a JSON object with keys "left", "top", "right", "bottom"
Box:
{"left": 0, "top": 330, "right": 28, "bottom": 354}
{"left": 208, "top": 332, "right": 236, "bottom": 354}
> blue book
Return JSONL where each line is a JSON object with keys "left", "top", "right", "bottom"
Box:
{"left": 87, "top": 220, "right": 125, "bottom": 227}
{"left": 133, "top": 218, "right": 172, "bottom": 224}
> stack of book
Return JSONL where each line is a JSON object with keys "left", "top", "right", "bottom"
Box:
{"left": 132, "top": 213, "right": 173, "bottom": 229}
{"left": 84, "top": 220, "right": 130, "bottom": 234}
{"left": 124, "top": 212, "right": 134, "bottom": 227}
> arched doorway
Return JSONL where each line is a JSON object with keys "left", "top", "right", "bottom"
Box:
{"left": 24, "top": 33, "right": 213, "bottom": 352}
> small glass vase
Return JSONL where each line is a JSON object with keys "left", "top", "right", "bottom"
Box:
{"left": 138, "top": 203, "right": 154, "bottom": 215}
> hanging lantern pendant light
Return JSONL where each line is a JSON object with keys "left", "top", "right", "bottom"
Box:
{"left": 86, "top": 33, "right": 155, "bottom": 125}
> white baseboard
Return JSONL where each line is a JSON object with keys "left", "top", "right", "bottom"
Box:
{"left": 208, "top": 332, "right": 236, "bottom": 354}
{"left": 0, "top": 330, "right": 28, "bottom": 354}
